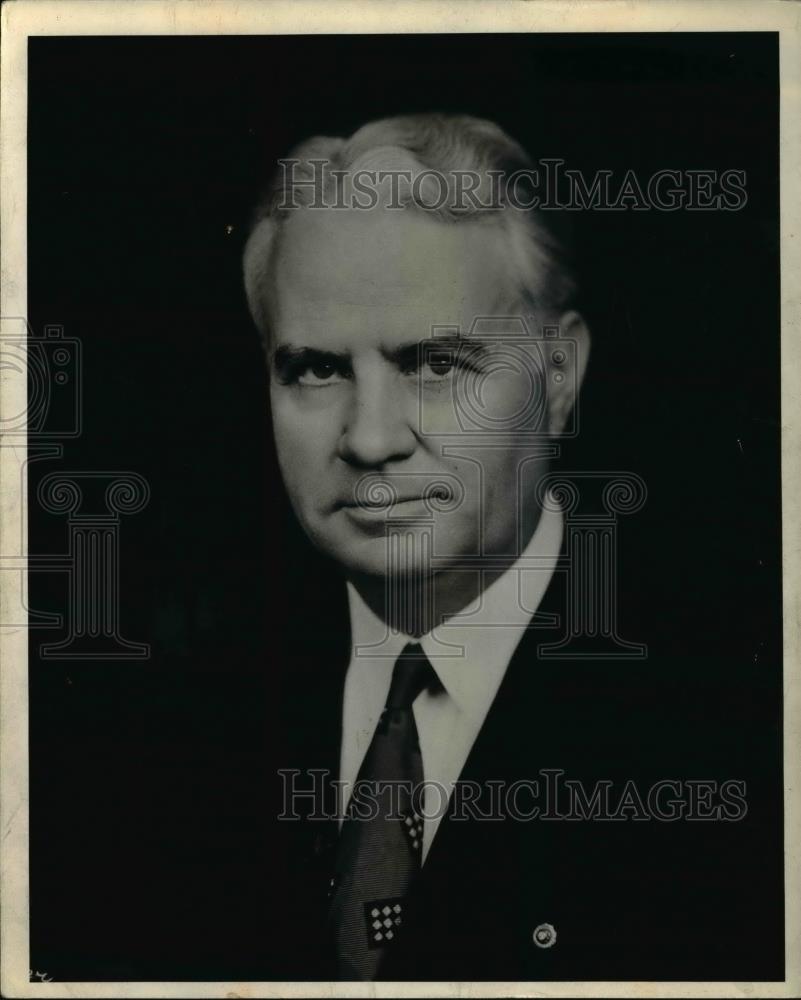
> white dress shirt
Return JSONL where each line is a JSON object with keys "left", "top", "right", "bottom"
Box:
{"left": 339, "top": 502, "right": 563, "bottom": 861}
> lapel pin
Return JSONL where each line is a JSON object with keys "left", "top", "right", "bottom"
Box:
{"left": 533, "top": 923, "right": 557, "bottom": 948}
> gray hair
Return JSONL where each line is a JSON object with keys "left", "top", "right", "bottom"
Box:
{"left": 243, "top": 113, "right": 576, "bottom": 343}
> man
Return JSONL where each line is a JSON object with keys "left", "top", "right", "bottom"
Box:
{"left": 240, "top": 114, "right": 781, "bottom": 982}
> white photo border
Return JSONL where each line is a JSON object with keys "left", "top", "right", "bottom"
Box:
{"left": 2, "top": 2, "right": 799, "bottom": 997}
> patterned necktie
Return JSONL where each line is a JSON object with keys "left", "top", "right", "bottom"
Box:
{"left": 329, "top": 642, "right": 437, "bottom": 980}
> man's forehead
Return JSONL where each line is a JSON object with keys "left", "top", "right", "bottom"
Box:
{"left": 270, "top": 205, "right": 517, "bottom": 317}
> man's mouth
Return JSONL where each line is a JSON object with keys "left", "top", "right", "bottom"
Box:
{"left": 338, "top": 495, "right": 427, "bottom": 510}
{"left": 335, "top": 479, "right": 455, "bottom": 515}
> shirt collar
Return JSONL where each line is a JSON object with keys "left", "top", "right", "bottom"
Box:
{"left": 346, "top": 502, "right": 563, "bottom": 721}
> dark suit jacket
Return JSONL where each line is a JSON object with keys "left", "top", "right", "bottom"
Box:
{"left": 29, "top": 540, "right": 784, "bottom": 983}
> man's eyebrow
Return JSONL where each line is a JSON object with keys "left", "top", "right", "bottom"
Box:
{"left": 384, "top": 334, "right": 491, "bottom": 364}
{"left": 271, "top": 345, "right": 351, "bottom": 368}
{"left": 272, "top": 337, "right": 492, "bottom": 369}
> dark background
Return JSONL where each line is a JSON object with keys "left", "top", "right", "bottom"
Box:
{"left": 27, "top": 34, "right": 782, "bottom": 980}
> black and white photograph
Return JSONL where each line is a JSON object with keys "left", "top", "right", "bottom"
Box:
{"left": 1, "top": 1, "right": 799, "bottom": 995}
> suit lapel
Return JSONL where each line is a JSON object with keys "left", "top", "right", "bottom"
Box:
{"left": 378, "top": 567, "right": 567, "bottom": 979}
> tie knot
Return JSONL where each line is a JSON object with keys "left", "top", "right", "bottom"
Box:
{"left": 385, "top": 642, "right": 438, "bottom": 710}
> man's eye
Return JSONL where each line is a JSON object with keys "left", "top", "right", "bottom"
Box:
{"left": 297, "top": 362, "right": 344, "bottom": 386}
{"left": 406, "top": 350, "right": 457, "bottom": 382}
{"left": 425, "top": 351, "right": 455, "bottom": 378}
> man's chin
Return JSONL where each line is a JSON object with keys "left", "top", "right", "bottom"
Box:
{"left": 310, "top": 530, "right": 438, "bottom": 581}
{"left": 335, "top": 547, "right": 435, "bottom": 581}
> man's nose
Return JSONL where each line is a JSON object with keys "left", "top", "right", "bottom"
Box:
{"left": 337, "top": 371, "right": 417, "bottom": 468}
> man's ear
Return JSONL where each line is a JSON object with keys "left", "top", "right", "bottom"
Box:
{"left": 546, "top": 309, "right": 591, "bottom": 436}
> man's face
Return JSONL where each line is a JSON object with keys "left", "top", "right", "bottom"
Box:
{"left": 265, "top": 205, "right": 580, "bottom": 579}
